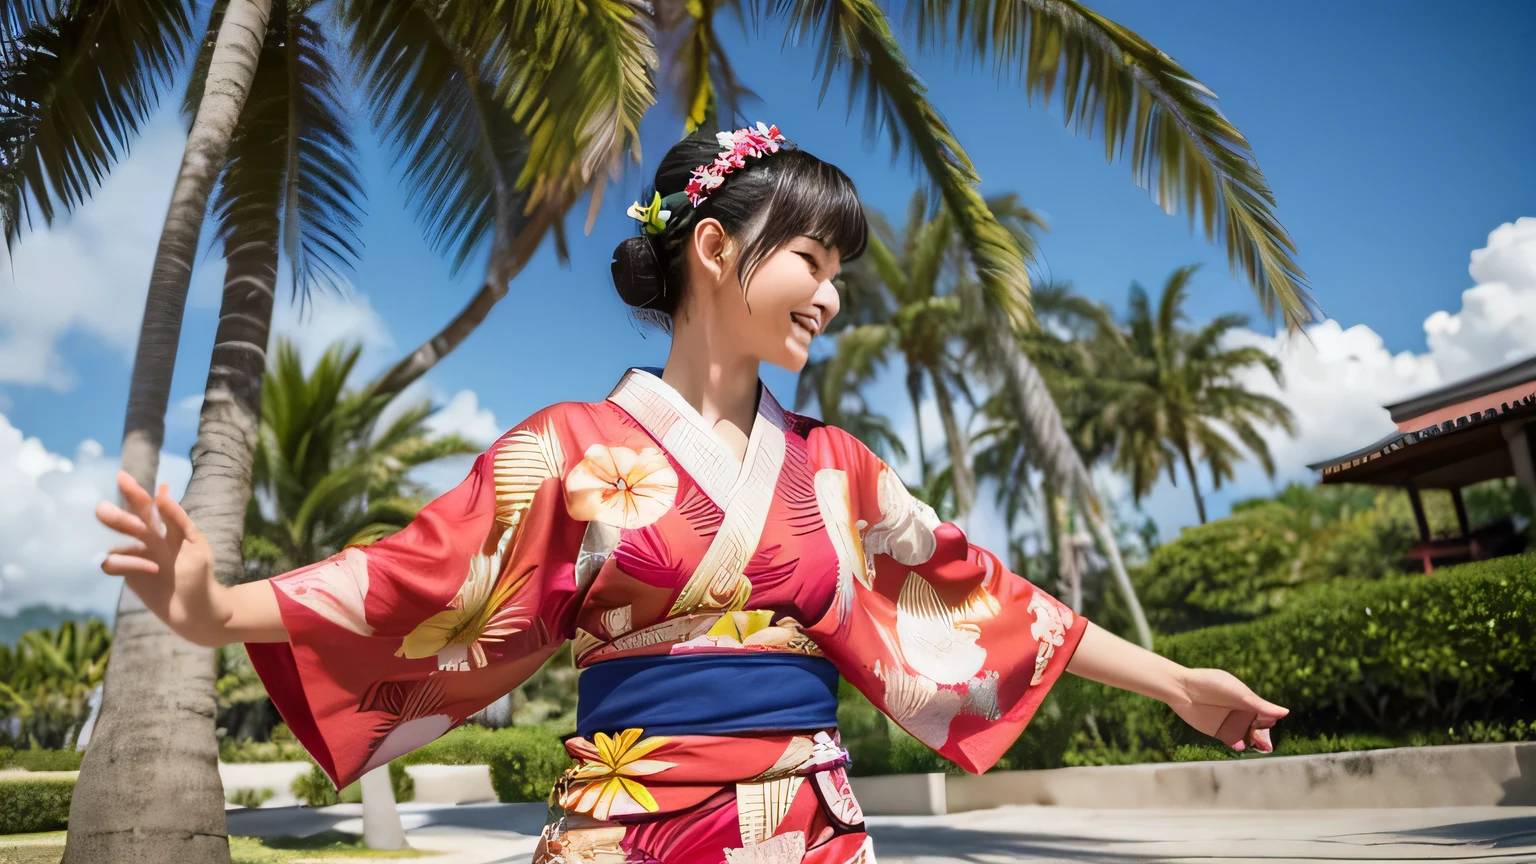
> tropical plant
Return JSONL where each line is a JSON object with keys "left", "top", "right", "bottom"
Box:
{"left": 0, "top": 621, "right": 111, "bottom": 750}
{"left": 809, "top": 190, "right": 1047, "bottom": 523}
{"left": 1, "top": 0, "right": 193, "bottom": 249}
{"left": 243, "top": 338, "right": 481, "bottom": 579}
{"left": 1099, "top": 265, "right": 1296, "bottom": 524}
{"left": 60, "top": 1, "right": 276, "bottom": 860}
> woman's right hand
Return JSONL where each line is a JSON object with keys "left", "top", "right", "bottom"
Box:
{"left": 97, "top": 470, "right": 226, "bottom": 646}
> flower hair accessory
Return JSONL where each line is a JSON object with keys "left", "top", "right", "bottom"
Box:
{"left": 624, "top": 122, "right": 788, "bottom": 235}
{"left": 625, "top": 192, "right": 672, "bottom": 235}
{"left": 686, "top": 122, "right": 786, "bottom": 206}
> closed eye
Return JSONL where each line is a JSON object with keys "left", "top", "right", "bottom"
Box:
{"left": 796, "top": 251, "right": 819, "bottom": 274}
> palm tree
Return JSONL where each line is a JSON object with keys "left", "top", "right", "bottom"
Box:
{"left": 648, "top": 0, "right": 1313, "bottom": 645}
{"left": 0, "top": 621, "right": 111, "bottom": 749}
{"left": 1, "top": 0, "right": 193, "bottom": 249}
{"left": 242, "top": 337, "right": 481, "bottom": 848}
{"left": 1099, "top": 265, "right": 1296, "bottom": 524}
{"left": 242, "top": 339, "right": 481, "bottom": 580}
{"left": 26, "top": 1, "right": 276, "bottom": 860}
{"left": 971, "top": 284, "right": 1130, "bottom": 617}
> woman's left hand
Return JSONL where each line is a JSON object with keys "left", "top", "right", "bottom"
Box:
{"left": 1169, "top": 667, "right": 1289, "bottom": 753}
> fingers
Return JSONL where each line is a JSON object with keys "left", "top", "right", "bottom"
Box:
{"left": 1215, "top": 709, "right": 1257, "bottom": 751}
{"left": 118, "top": 471, "right": 160, "bottom": 536}
{"left": 101, "top": 552, "right": 160, "bottom": 578}
{"left": 96, "top": 501, "right": 151, "bottom": 541}
{"left": 156, "top": 485, "right": 199, "bottom": 549}
{"left": 108, "top": 540, "right": 151, "bottom": 558}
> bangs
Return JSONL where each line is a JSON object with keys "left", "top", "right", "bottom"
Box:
{"left": 736, "top": 150, "right": 867, "bottom": 288}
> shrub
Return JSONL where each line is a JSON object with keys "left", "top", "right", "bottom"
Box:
{"left": 0, "top": 747, "right": 82, "bottom": 772}
{"left": 219, "top": 723, "right": 306, "bottom": 763}
{"left": 1063, "top": 554, "right": 1536, "bottom": 766}
{"left": 1135, "top": 506, "right": 1313, "bottom": 633}
{"left": 291, "top": 759, "right": 414, "bottom": 806}
{"left": 0, "top": 775, "right": 74, "bottom": 833}
{"left": 1159, "top": 553, "right": 1536, "bottom": 738}
{"left": 487, "top": 727, "right": 572, "bottom": 803}
{"left": 396, "top": 724, "right": 515, "bottom": 766}
{"left": 227, "top": 787, "right": 275, "bottom": 808}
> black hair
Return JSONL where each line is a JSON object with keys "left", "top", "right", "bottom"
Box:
{"left": 611, "top": 129, "right": 867, "bottom": 327}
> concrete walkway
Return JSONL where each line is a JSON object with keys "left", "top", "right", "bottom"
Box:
{"left": 226, "top": 803, "right": 1536, "bottom": 863}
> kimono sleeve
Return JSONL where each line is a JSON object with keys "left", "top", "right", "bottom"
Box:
{"left": 805, "top": 425, "right": 1088, "bottom": 774}
{"left": 247, "top": 406, "right": 589, "bottom": 789}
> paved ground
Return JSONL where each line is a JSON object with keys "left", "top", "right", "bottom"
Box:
{"left": 224, "top": 803, "right": 1536, "bottom": 863}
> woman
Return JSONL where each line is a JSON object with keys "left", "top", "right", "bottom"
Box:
{"left": 97, "top": 125, "right": 1287, "bottom": 864}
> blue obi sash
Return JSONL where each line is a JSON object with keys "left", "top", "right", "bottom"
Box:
{"left": 576, "top": 653, "right": 840, "bottom": 738}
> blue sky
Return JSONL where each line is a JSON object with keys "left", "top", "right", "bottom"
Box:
{"left": 2, "top": 1, "right": 1534, "bottom": 614}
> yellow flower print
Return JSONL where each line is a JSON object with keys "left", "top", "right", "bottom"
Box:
{"left": 398, "top": 530, "right": 530, "bottom": 671}
{"left": 559, "top": 729, "right": 675, "bottom": 820}
{"left": 564, "top": 444, "right": 678, "bottom": 529}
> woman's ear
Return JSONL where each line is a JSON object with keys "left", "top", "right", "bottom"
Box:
{"left": 691, "top": 218, "right": 729, "bottom": 285}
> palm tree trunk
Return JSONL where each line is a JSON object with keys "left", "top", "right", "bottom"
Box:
{"left": 986, "top": 320, "right": 1154, "bottom": 648}
{"left": 930, "top": 370, "right": 975, "bottom": 524}
{"left": 181, "top": 240, "right": 278, "bottom": 587}
{"left": 1051, "top": 493, "right": 1082, "bottom": 613}
{"left": 1179, "top": 446, "right": 1209, "bottom": 524}
{"left": 65, "top": 3, "right": 272, "bottom": 861}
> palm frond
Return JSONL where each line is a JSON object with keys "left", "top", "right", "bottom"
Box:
{"left": 507, "top": 0, "right": 657, "bottom": 229}
{"left": 915, "top": 0, "right": 1316, "bottom": 327}
{"left": 340, "top": 0, "right": 526, "bottom": 275}
{"left": 0, "top": 0, "right": 192, "bottom": 247}
{"left": 206, "top": 3, "right": 365, "bottom": 299}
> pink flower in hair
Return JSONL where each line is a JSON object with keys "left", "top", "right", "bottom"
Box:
{"left": 685, "top": 123, "right": 787, "bottom": 206}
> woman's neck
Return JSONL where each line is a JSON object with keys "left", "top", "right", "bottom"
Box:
{"left": 661, "top": 313, "right": 761, "bottom": 453}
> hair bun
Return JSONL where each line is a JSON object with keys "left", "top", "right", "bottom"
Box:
{"left": 611, "top": 235, "right": 666, "bottom": 308}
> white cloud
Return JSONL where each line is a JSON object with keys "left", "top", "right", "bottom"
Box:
{"left": 0, "top": 113, "right": 225, "bottom": 389}
{"left": 0, "top": 412, "right": 190, "bottom": 617}
{"left": 425, "top": 389, "right": 503, "bottom": 447}
{"left": 1143, "top": 216, "right": 1536, "bottom": 538}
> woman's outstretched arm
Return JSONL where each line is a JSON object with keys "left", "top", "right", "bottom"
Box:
{"left": 1066, "top": 620, "right": 1288, "bottom": 752}
{"left": 97, "top": 471, "right": 288, "bottom": 647}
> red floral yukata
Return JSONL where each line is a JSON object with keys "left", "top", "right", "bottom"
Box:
{"left": 248, "top": 367, "right": 1087, "bottom": 864}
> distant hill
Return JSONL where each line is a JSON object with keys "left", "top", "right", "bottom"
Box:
{"left": 0, "top": 605, "right": 104, "bottom": 644}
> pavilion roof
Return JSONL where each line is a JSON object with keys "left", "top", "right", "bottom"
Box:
{"left": 1309, "top": 354, "right": 1536, "bottom": 488}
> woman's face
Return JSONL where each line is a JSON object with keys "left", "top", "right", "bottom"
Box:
{"left": 719, "top": 235, "right": 843, "bottom": 373}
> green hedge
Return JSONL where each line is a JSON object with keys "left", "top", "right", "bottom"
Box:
{"left": 487, "top": 727, "right": 572, "bottom": 803}
{"left": 0, "top": 747, "right": 82, "bottom": 772}
{"left": 0, "top": 775, "right": 74, "bottom": 833}
{"left": 1072, "top": 554, "right": 1536, "bottom": 764}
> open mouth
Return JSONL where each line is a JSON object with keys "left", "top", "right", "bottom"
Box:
{"left": 790, "top": 312, "right": 819, "bottom": 337}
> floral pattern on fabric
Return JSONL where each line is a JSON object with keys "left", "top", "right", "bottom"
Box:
{"left": 561, "top": 729, "right": 676, "bottom": 820}
{"left": 565, "top": 444, "right": 678, "bottom": 529}
{"left": 250, "top": 369, "right": 1085, "bottom": 862}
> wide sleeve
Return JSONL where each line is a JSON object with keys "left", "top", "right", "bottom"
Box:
{"left": 804, "top": 425, "right": 1089, "bottom": 774}
{"left": 247, "top": 405, "right": 589, "bottom": 789}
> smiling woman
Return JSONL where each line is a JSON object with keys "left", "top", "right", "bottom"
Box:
{"left": 95, "top": 125, "right": 1288, "bottom": 864}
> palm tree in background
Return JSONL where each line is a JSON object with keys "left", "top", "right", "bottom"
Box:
{"left": 971, "top": 284, "right": 1133, "bottom": 619}
{"left": 809, "top": 189, "right": 1047, "bottom": 524}
{"left": 1100, "top": 265, "right": 1296, "bottom": 524}
{"left": 66, "top": 2, "right": 627, "bottom": 854}
{"left": 0, "top": 621, "right": 111, "bottom": 750}
{"left": 1, "top": 1, "right": 279, "bottom": 859}
{"left": 243, "top": 339, "right": 481, "bottom": 580}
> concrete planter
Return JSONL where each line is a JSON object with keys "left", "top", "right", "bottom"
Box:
{"left": 864, "top": 742, "right": 1536, "bottom": 815}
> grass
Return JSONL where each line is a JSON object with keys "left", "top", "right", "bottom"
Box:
{"left": 0, "top": 831, "right": 435, "bottom": 863}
